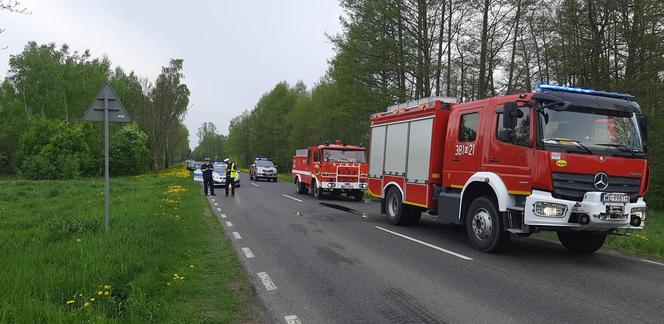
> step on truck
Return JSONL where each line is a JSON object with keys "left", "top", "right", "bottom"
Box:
{"left": 368, "top": 84, "right": 649, "bottom": 253}
{"left": 292, "top": 140, "right": 369, "bottom": 201}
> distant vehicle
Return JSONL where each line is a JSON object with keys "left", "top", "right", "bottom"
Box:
{"left": 292, "top": 139, "right": 368, "bottom": 201}
{"left": 250, "top": 158, "right": 278, "bottom": 182}
{"left": 368, "top": 84, "right": 648, "bottom": 253}
{"left": 186, "top": 160, "right": 201, "bottom": 171}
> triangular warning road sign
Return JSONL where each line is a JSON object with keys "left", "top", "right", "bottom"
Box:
{"left": 83, "top": 84, "right": 131, "bottom": 123}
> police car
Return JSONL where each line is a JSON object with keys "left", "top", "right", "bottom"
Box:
{"left": 249, "top": 157, "right": 278, "bottom": 182}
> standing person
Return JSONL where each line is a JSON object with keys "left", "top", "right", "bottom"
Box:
{"left": 201, "top": 158, "right": 215, "bottom": 196}
{"left": 224, "top": 158, "right": 237, "bottom": 197}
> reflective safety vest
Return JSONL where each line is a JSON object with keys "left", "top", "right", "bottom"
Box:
{"left": 230, "top": 163, "right": 237, "bottom": 178}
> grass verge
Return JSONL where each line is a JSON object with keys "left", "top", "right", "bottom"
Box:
{"left": 0, "top": 168, "right": 257, "bottom": 322}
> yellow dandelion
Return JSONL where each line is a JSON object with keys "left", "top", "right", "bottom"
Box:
{"left": 104, "top": 291, "right": 110, "bottom": 296}
{"left": 97, "top": 291, "right": 103, "bottom": 296}
{"left": 65, "top": 300, "right": 75, "bottom": 305}
{"left": 189, "top": 264, "right": 194, "bottom": 268}
{"left": 180, "top": 276, "right": 185, "bottom": 280}
{"left": 79, "top": 293, "right": 83, "bottom": 297}
{"left": 84, "top": 302, "right": 91, "bottom": 307}
{"left": 104, "top": 285, "right": 111, "bottom": 289}
{"left": 76, "top": 238, "right": 81, "bottom": 242}
{"left": 166, "top": 282, "right": 171, "bottom": 286}
{"left": 90, "top": 298, "right": 95, "bottom": 302}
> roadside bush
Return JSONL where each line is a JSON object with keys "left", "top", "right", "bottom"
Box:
{"left": 110, "top": 123, "right": 150, "bottom": 176}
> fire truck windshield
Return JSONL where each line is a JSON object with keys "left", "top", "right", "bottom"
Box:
{"left": 538, "top": 105, "right": 644, "bottom": 157}
{"left": 322, "top": 149, "right": 366, "bottom": 163}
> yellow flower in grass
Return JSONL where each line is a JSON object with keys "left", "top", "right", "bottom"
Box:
{"left": 104, "top": 291, "right": 110, "bottom": 296}
{"left": 98, "top": 291, "right": 103, "bottom": 296}
{"left": 90, "top": 298, "right": 95, "bottom": 302}
{"left": 104, "top": 285, "right": 111, "bottom": 289}
{"left": 76, "top": 238, "right": 81, "bottom": 243}
{"left": 84, "top": 302, "right": 91, "bottom": 307}
{"left": 65, "top": 300, "right": 75, "bottom": 305}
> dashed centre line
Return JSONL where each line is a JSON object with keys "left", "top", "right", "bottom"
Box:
{"left": 225, "top": 221, "right": 233, "bottom": 227}
{"left": 284, "top": 315, "right": 302, "bottom": 324}
{"left": 232, "top": 232, "right": 242, "bottom": 239}
{"left": 375, "top": 226, "right": 473, "bottom": 261}
{"left": 282, "top": 194, "right": 303, "bottom": 203}
{"left": 242, "top": 247, "right": 255, "bottom": 258}
{"left": 257, "top": 272, "right": 277, "bottom": 291}
{"left": 251, "top": 183, "right": 260, "bottom": 187}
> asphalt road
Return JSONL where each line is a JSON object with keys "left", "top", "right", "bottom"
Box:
{"left": 206, "top": 180, "right": 664, "bottom": 324}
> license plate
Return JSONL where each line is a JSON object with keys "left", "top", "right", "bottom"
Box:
{"left": 602, "top": 193, "right": 629, "bottom": 203}
{"left": 342, "top": 183, "right": 352, "bottom": 189}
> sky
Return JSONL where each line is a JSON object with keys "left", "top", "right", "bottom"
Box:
{"left": 0, "top": 0, "right": 343, "bottom": 149}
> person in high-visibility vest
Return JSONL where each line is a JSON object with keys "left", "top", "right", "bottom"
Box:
{"left": 224, "top": 158, "right": 237, "bottom": 197}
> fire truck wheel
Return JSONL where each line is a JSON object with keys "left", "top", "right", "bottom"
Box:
{"left": 352, "top": 191, "right": 363, "bottom": 202}
{"left": 385, "top": 187, "right": 417, "bottom": 225}
{"left": 312, "top": 181, "right": 323, "bottom": 199}
{"left": 465, "top": 197, "right": 509, "bottom": 252}
{"left": 296, "top": 178, "right": 307, "bottom": 194}
{"left": 557, "top": 231, "right": 607, "bottom": 254}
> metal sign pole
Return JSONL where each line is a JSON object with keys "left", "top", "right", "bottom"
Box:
{"left": 104, "top": 95, "right": 110, "bottom": 234}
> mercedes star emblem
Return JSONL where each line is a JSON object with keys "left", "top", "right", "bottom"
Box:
{"left": 593, "top": 172, "right": 609, "bottom": 190}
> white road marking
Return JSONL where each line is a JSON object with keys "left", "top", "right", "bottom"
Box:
{"left": 225, "top": 221, "right": 233, "bottom": 227}
{"left": 375, "top": 226, "right": 473, "bottom": 261}
{"left": 282, "top": 194, "right": 303, "bottom": 203}
{"left": 216, "top": 207, "right": 222, "bottom": 212}
{"left": 214, "top": 203, "right": 219, "bottom": 206}
{"left": 232, "top": 232, "right": 242, "bottom": 239}
{"left": 642, "top": 259, "right": 664, "bottom": 267}
{"left": 251, "top": 182, "right": 260, "bottom": 187}
{"left": 241, "top": 247, "right": 255, "bottom": 258}
{"left": 210, "top": 198, "right": 215, "bottom": 202}
{"left": 221, "top": 213, "right": 227, "bottom": 219}
{"left": 284, "top": 315, "right": 302, "bottom": 324}
{"left": 257, "top": 272, "right": 277, "bottom": 291}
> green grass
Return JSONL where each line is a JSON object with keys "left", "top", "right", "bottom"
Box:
{"left": 603, "top": 211, "right": 664, "bottom": 260}
{"left": 0, "top": 168, "right": 257, "bottom": 323}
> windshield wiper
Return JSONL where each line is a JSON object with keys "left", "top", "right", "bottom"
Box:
{"left": 542, "top": 138, "right": 593, "bottom": 155}
{"left": 595, "top": 143, "right": 641, "bottom": 157}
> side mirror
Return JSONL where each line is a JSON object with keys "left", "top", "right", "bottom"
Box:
{"left": 502, "top": 102, "right": 521, "bottom": 130}
{"left": 638, "top": 114, "right": 648, "bottom": 153}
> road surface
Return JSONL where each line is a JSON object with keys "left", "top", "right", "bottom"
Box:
{"left": 207, "top": 180, "right": 664, "bottom": 324}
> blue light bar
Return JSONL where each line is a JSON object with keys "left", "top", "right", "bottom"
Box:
{"left": 535, "top": 83, "right": 636, "bottom": 101}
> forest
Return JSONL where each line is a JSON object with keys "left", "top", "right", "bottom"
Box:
{"left": 222, "top": 0, "right": 664, "bottom": 208}
{"left": 0, "top": 41, "right": 191, "bottom": 178}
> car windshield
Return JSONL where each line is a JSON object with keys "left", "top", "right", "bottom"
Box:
{"left": 538, "top": 104, "right": 643, "bottom": 156}
{"left": 322, "top": 149, "right": 366, "bottom": 162}
{"left": 256, "top": 161, "right": 274, "bottom": 168}
{"left": 213, "top": 165, "right": 227, "bottom": 173}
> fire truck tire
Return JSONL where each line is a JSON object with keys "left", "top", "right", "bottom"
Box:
{"left": 296, "top": 178, "right": 307, "bottom": 194}
{"left": 352, "top": 190, "right": 363, "bottom": 202}
{"left": 557, "top": 231, "right": 606, "bottom": 253}
{"left": 312, "top": 181, "right": 323, "bottom": 199}
{"left": 385, "top": 187, "right": 419, "bottom": 225}
{"left": 465, "top": 197, "right": 509, "bottom": 252}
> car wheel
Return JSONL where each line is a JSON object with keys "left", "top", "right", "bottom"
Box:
{"left": 557, "top": 231, "right": 606, "bottom": 253}
{"left": 465, "top": 196, "right": 509, "bottom": 252}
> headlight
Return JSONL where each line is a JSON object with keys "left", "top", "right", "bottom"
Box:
{"left": 631, "top": 207, "right": 646, "bottom": 220}
{"left": 534, "top": 202, "right": 567, "bottom": 218}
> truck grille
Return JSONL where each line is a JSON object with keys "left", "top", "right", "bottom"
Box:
{"left": 551, "top": 172, "right": 641, "bottom": 203}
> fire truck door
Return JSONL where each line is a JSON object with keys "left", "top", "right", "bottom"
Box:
{"left": 447, "top": 109, "right": 483, "bottom": 186}
{"left": 484, "top": 104, "right": 532, "bottom": 195}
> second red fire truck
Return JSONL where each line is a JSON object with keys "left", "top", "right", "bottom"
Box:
{"left": 368, "top": 84, "right": 649, "bottom": 253}
{"left": 292, "top": 140, "right": 369, "bottom": 201}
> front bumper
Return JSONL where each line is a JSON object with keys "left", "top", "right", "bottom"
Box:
{"left": 524, "top": 190, "right": 645, "bottom": 231}
{"left": 320, "top": 181, "right": 367, "bottom": 191}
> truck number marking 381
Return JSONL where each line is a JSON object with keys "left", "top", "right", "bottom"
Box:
{"left": 455, "top": 143, "right": 475, "bottom": 156}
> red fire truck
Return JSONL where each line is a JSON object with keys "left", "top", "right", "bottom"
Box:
{"left": 292, "top": 140, "right": 369, "bottom": 201}
{"left": 368, "top": 84, "right": 649, "bottom": 253}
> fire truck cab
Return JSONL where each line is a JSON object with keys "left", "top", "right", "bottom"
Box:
{"left": 368, "top": 84, "right": 649, "bottom": 253}
{"left": 292, "top": 140, "right": 369, "bottom": 201}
